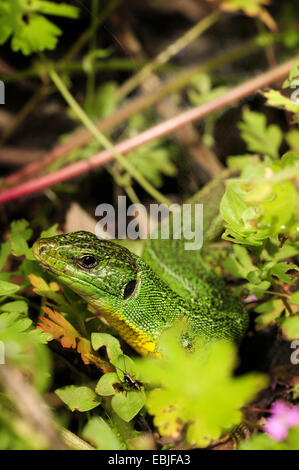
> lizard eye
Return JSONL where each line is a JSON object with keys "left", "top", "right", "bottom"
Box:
{"left": 123, "top": 280, "right": 137, "bottom": 300}
{"left": 78, "top": 255, "right": 98, "bottom": 269}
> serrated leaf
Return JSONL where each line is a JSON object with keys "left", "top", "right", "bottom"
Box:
{"left": 220, "top": 183, "right": 268, "bottom": 246}
{"left": 12, "top": 14, "right": 62, "bottom": 55}
{"left": 28, "top": 274, "right": 66, "bottom": 304}
{"left": 55, "top": 385, "right": 101, "bottom": 412}
{"left": 238, "top": 109, "right": 283, "bottom": 159}
{"left": 37, "top": 306, "right": 92, "bottom": 363}
{"left": 283, "top": 59, "right": 299, "bottom": 88}
{"left": 127, "top": 140, "right": 177, "bottom": 188}
{"left": 263, "top": 89, "right": 299, "bottom": 115}
{"left": 9, "top": 219, "right": 33, "bottom": 259}
{"left": 37, "top": 306, "right": 78, "bottom": 348}
{"left": 0, "top": 0, "right": 79, "bottom": 55}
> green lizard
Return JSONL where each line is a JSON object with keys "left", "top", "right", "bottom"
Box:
{"left": 33, "top": 172, "right": 248, "bottom": 356}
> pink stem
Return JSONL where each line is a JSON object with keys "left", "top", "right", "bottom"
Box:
{"left": 0, "top": 57, "right": 296, "bottom": 205}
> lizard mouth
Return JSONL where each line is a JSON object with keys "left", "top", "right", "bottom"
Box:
{"left": 38, "top": 261, "right": 57, "bottom": 274}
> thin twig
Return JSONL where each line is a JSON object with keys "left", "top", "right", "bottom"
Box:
{"left": 60, "top": 428, "right": 95, "bottom": 450}
{"left": 117, "top": 11, "right": 220, "bottom": 99}
{"left": 84, "top": 0, "right": 100, "bottom": 114}
{"left": 0, "top": 56, "right": 296, "bottom": 205}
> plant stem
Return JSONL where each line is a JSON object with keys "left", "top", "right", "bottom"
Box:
{"left": 44, "top": 58, "right": 171, "bottom": 206}
{"left": 0, "top": 55, "right": 296, "bottom": 205}
{"left": 117, "top": 11, "right": 220, "bottom": 100}
{"left": 85, "top": 0, "right": 100, "bottom": 114}
{"left": 1, "top": 59, "right": 156, "bottom": 83}
{"left": 60, "top": 428, "right": 95, "bottom": 450}
{"left": 3, "top": 36, "right": 272, "bottom": 187}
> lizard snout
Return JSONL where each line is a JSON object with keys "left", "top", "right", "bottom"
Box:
{"left": 32, "top": 238, "right": 54, "bottom": 261}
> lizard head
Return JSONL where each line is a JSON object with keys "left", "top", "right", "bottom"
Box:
{"left": 32, "top": 231, "right": 179, "bottom": 355}
{"left": 33, "top": 231, "right": 140, "bottom": 302}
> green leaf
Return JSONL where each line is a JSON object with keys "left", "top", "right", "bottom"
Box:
{"left": 0, "top": 280, "right": 21, "bottom": 296}
{"left": 12, "top": 14, "right": 61, "bottom": 55}
{"left": 0, "top": 0, "right": 79, "bottom": 55}
{"left": 0, "top": 242, "right": 10, "bottom": 271}
{"left": 290, "top": 292, "right": 299, "bottom": 305}
{"left": 91, "top": 333, "right": 123, "bottom": 365}
{"left": 269, "top": 240, "right": 299, "bottom": 262}
{"left": 259, "top": 182, "right": 299, "bottom": 237}
{"left": 0, "top": 300, "right": 28, "bottom": 315}
{"left": 135, "top": 322, "right": 268, "bottom": 447}
{"left": 114, "top": 354, "right": 140, "bottom": 382}
{"left": 270, "top": 262, "right": 298, "bottom": 284}
{"left": 9, "top": 220, "right": 34, "bottom": 260}
{"left": 221, "top": 154, "right": 299, "bottom": 245}
{"left": 239, "top": 426, "right": 299, "bottom": 450}
{"left": 111, "top": 389, "right": 146, "bottom": 422}
{"left": 127, "top": 140, "right": 177, "bottom": 188}
{"left": 283, "top": 59, "right": 299, "bottom": 88}
{"left": 255, "top": 299, "right": 285, "bottom": 328}
{"left": 55, "top": 385, "right": 101, "bottom": 412}
{"left": 0, "top": 312, "right": 51, "bottom": 391}
{"left": 82, "top": 417, "right": 126, "bottom": 450}
{"left": 227, "top": 154, "right": 260, "bottom": 171}
{"left": 263, "top": 89, "right": 299, "bottom": 115}
{"left": 286, "top": 129, "right": 299, "bottom": 152}
{"left": 221, "top": 0, "right": 271, "bottom": 16}
{"left": 281, "top": 316, "right": 299, "bottom": 340}
{"left": 223, "top": 245, "right": 257, "bottom": 280}
{"left": 35, "top": 1, "right": 78, "bottom": 18}
{"left": 40, "top": 224, "right": 58, "bottom": 239}
{"left": 220, "top": 183, "right": 268, "bottom": 246}
{"left": 90, "top": 82, "right": 117, "bottom": 120}
{"left": 95, "top": 373, "right": 119, "bottom": 396}
{"left": 238, "top": 109, "right": 283, "bottom": 159}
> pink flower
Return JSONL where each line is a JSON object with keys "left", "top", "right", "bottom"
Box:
{"left": 264, "top": 400, "right": 299, "bottom": 441}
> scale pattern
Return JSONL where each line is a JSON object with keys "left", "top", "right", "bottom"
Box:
{"left": 33, "top": 230, "right": 248, "bottom": 355}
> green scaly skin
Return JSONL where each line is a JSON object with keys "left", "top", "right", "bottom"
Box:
{"left": 33, "top": 231, "right": 248, "bottom": 356}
